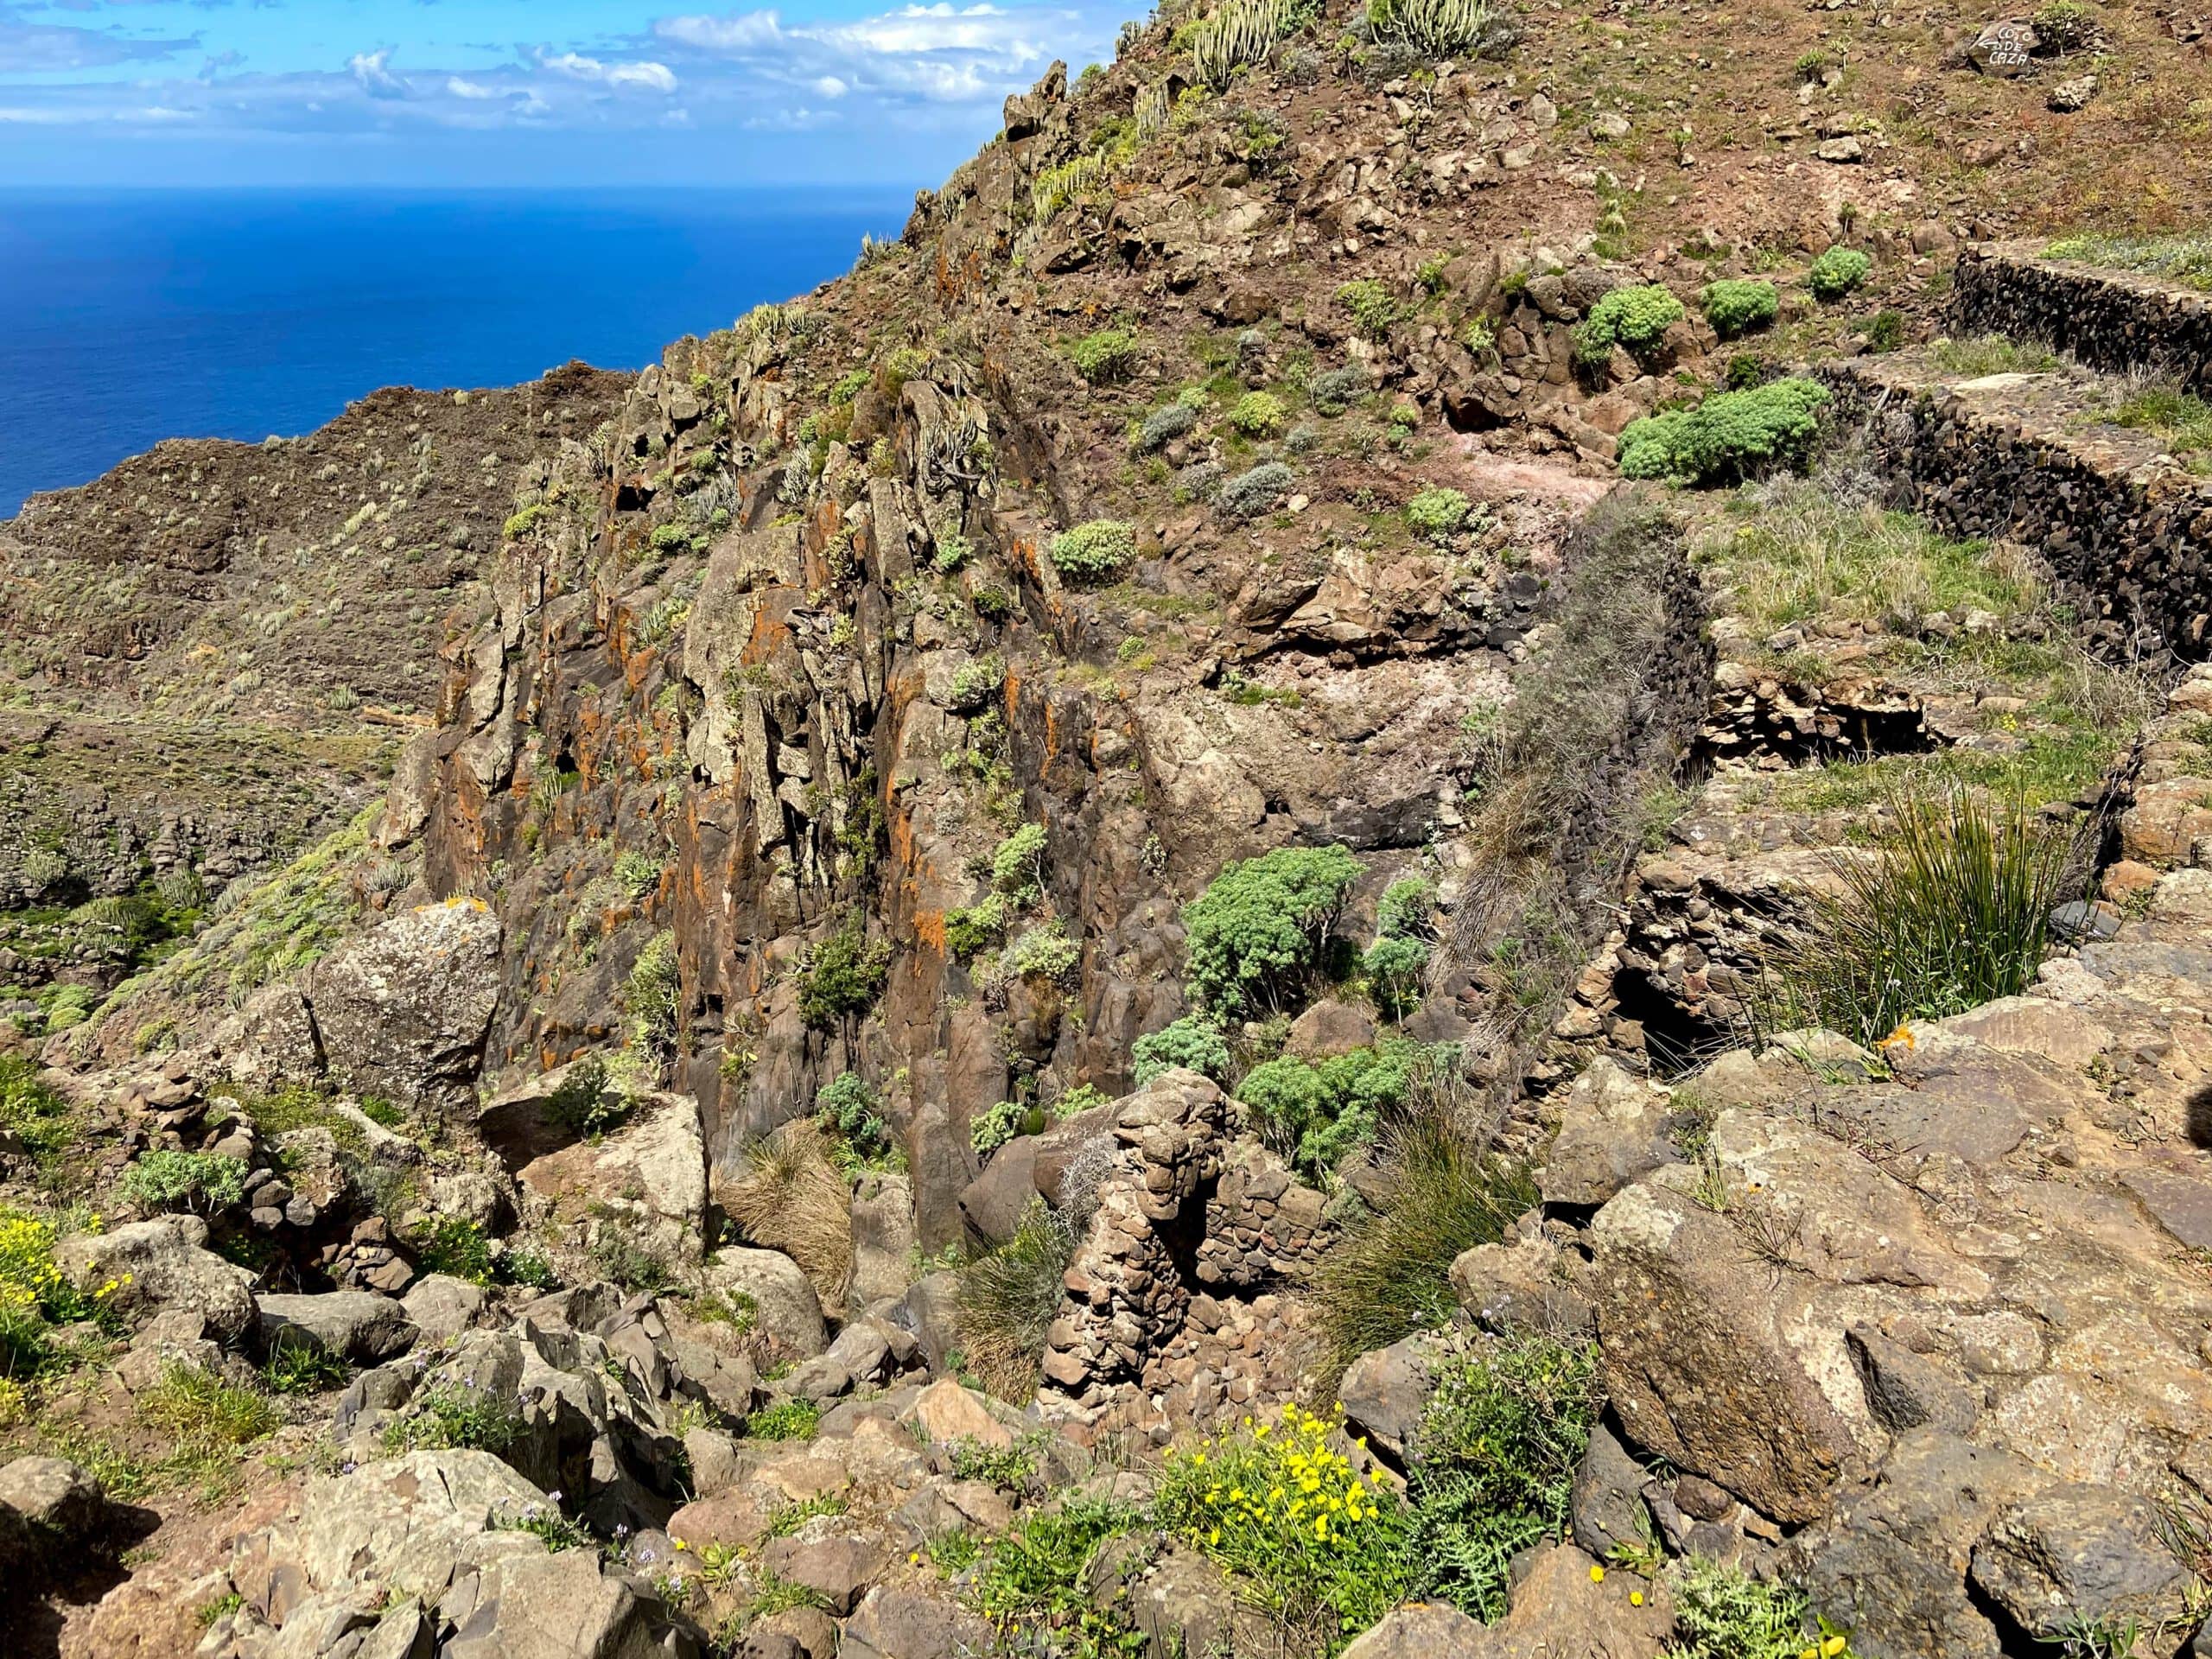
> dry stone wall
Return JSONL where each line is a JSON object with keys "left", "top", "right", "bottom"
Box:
{"left": 1951, "top": 243, "right": 2212, "bottom": 394}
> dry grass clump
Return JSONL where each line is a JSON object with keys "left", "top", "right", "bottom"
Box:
{"left": 1700, "top": 472, "right": 2040, "bottom": 636}
{"left": 723, "top": 1121, "right": 854, "bottom": 1306}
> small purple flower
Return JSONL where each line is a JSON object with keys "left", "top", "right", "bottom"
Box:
{"left": 614, "top": 1523, "right": 631, "bottom": 1539}
{"left": 546, "top": 1491, "right": 563, "bottom": 1503}
{"left": 639, "top": 1548, "right": 658, "bottom": 1565}
{"left": 341, "top": 1461, "right": 357, "bottom": 1474}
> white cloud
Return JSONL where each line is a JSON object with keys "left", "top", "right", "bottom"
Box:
{"left": 653, "top": 2, "right": 1074, "bottom": 105}
{"left": 347, "top": 49, "right": 407, "bottom": 100}
{"left": 446, "top": 77, "right": 500, "bottom": 100}
{"left": 539, "top": 50, "right": 679, "bottom": 94}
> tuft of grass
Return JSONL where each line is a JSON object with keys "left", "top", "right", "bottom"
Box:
{"left": 1314, "top": 1115, "right": 1536, "bottom": 1376}
{"left": 262, "top": 1343, "right": 349, "bottom": 1395}
{"left": 1927, "top": 334, "right": 2060, "bottom": 377}
{"left": 955, "top": 1203, "right": 1078, "bottom": 1401}
{"left": 722, "top": 1122, "right": 855, "bottom": 1307}
{"left": 1699, "top": 474, "right": 2035, "bottom": 635}
{"left": 2043, "top": 231, "right": 2212, "bottom": 292}
{"left": 2098, "top": 381, "right": 2212, "bottom": 467}
{"left": 1758, "top": 786, "right": 2082, "bottom": 1049}
{"left": 139, "top": 1360, "right": 280, "bottom": 1499}
{"left": 744, "top": 1397, "right": 822, "bottom": 1442}
{"left": 380, "top": 1378, "right": 524, "bottom": 1456}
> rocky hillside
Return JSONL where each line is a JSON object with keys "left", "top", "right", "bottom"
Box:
{"left": 5, "top": 0, "right": 2212, "bottom": 1656}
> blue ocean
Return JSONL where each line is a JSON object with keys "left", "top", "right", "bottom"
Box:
{"left": 0, "top": 188, "right": 916, "bottom": 517}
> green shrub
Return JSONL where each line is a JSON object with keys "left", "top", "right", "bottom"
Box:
{"left": 746, "top": 1397, "right": 823, "bottom": 1441}
{"left": 815, "top": 1071, "right": 895, "bottom": 1169}
{"left": 1217, "top": 461, "right": 1296, "bottom": 519}
{"left": 948, "top": 654, "right": 1004, "bottom": 713}
{"left": 1009, "top": 924, "right": 1081, "bottom": 983}
{"left": 944, "top": 893, "right": 1009, "bottom": 959}
{"left": 1, "top": 1206, "right": 108, "bottom": 1374}
{"left": 613, "top": 849, "right": 663, "bottom": 899}
{"left": 1617, "top": 377, "right": 1831, "bottom": 486}
{"left": 975, "top": 1497, "right": 1143, "bottom": 1653}
{"left": 932, "top": 531, "right": 974, "bottom": 573}
{"left": 503, "top": 504, "right": 552, "bottom": 542}
{"left": 1130, "top": 1014, "right": 1234, "bottom": 1085}
{"left": 1337, "top": 280, "right": 1404, "bottom": 340}
{"left": 381, "top": 1379, "right": 523, "bottom": 1455}
{"left": 1866, "top": 308, "right": 1907, "bottom": 352}
{"left": 1405, "top": 487, "right": 1473, "bottom": 539}
{"left": 1571, "top": 284, "right": 1685, "bottom": 365}
{"left": 263, "top": 1344, "right": 348, "bottom": 1395}
{"left": 1807, "top": 245, "right": 1872, "bottom": 301}
{"left": 798, "top": 916, "right": 891, "bottom": 1029}
{"left": 1376, "top": 876, "right": 1433, "bottom": 940}
{"left": 1365, "top": 0, "right": 1511, "bottom": 57}
{"left": 547, "top": 1055, "right": 628, "bottom": 1139}
{"left": 970, "top": 1098, "right": 1041, "bottom": 1155}
{"left": 1067, "top": 329, "right": 1139, "bottom": 383}
{"left": 2031, "top": 0, "right": 2094, "bottom": 52}
{"left": 1184, "top": 844, "right": 1363, "bottom": 1013}
{"left": 416, "top": 1216, "right": 495, "bottom": 1286}
{"left": 625, "top": 931, "right": 681, "bottom": 1053}
{"left": 1699, "top": 278, "right": 1779, "bottom": 339}
{"left": 1363, "top": 934, "right": 1431, "bottom": 1020}
{"left": 1048, "top": 519, "right": 1136, "bottom": 585}
{"left": 1308, "top": 365, "right": 1369, "bottom": 414}
{"left": 1315, "top": 1116, "right": 1536, "bottom": 1373}
{"left": 1406, "top": 1335, "right": 1603, "bottom": 1619}
{"left": 0, "top": 1056, "right": 73, "bottom": 1169}
{"left": 1132, "top": 399, "right": 1201, "bottom": 454}
{"left": 1236, "top": 1040, "right": 1436, "bottom": 1179}
{"left": 1759, "top": 786, "right": 2077, "bottom": 1049}
{"left": 1665, "top": 1557, "right": 1824, "bottom": 1659}
{"left": 118, "top": 1151, "right": 250, "bottom": 1216}
{"left": 1158, "top": 1404, "right": 1412, "bottom": 1651}
{"left": 1225, "top": 391, "right": 1287, "bottom": 436}
{"left": 957, "top": 1203, "right": 1077, "bottom": 1398}
{"left": 991, "top": 822, "right": 1047, "bottom": 893}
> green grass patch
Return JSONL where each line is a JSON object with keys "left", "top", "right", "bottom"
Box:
{"left": 2043, "top": 230, "right": 2212, "bottom": 291}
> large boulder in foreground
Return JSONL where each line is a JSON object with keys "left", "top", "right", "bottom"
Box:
{"left": 56, "top": 1215, "right": 257, "bottom": 1344}
{"left": 228, "top": 897, "right": 502, "bottom": 1115}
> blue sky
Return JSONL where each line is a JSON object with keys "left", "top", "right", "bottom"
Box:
{"left": 0, "top": 0, "right": 1125, "bottom": 185}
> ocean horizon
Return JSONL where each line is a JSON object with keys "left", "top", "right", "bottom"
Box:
{"left": 0, "top": 186, "right": 918, "bottom": 518}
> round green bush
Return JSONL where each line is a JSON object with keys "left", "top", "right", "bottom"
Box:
{"left": 1225, "top": 391, "right": 1286, "bottom": 436}
{"left": 1131, "top": 1014, "right": 1234, "bottom": 1086}
{"left": 1698, "top": 279, "right": 1779, "bottom": 339}
{"left": 1067, "top": 328, "right": 1138, "bottom": 382}
{"left": 1183, "top": 844, "right": 1363, "bottom": 1013}
{"left": 1405, "top": 487, "right": 1473, "bottom": 539}
{"left": 1048, "top": 519, "right": 1136, "bottom": 585}
{"left": 1617, "top": 377, "right": 1832, "bottom": 486}
{"left": 1807, "top": 246, "right": 1872, "bottom": 302}
{"left": 1572, "top": 284, "right": 1686, "bottom": 366}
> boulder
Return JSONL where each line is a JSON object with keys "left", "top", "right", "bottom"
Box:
{"left": 1588, "top": 1173, "right": 1861, "bottom": 1523}
{"left": 1968, "top": 17, "right": 2039, "bottom": 74}
{"left": 906, "top": 1377, "right": 1014, "bottom": 1450}
{"left": 302, "top": 897, "right": 503, "bottom": 1114}
{"left": 1338, "top": 1333, "right": 1445, "bottom": 1459}
{"left": 518, "top": 1089, "right": 708, "bottom": 1268}
{"left": 1450, "top": 1230, "right": 1592, "bottom": 1338}
{"left": 849, "top": 1172, "right": 918, "bottom": 1314}
{"left": 1970, "top": 1482, "right": 2198, "bottom": 1640}
{"left": 1798, "top": 1432, "right": 2050, "bottom": 1659}
{"left": 957, "top": 1137, "right": 1042, "bottom": 1245}
{"left": 257, "top": 1291, "right": 418, "bottom": 1363}
{"left": 1540, "top": 1058, "right": 1681, "bottom": 1208}
{"left": 1569, "top": 1421, "right": 1652, "bottom": 1561}
{"left": 838, "top": 1586, "right": 995, "bottom": 1659}
{"left": 403, "top": 1273, "right": 490, "bottom": 1343}
{"left": 704, "top": 1248, "right": 827, "bottom": 1358}
{"left": 757, "top": 1532, "right": 890, "bottom": 1615}
{"left": 56, "top": 1215, "right": 257, "bottom": 1344}
{"left": 1283, "top": 1000, "right": 1377, "bottom": 1060}
{"left": 1339, "top": 1603, "right": 1489, "bottom": 1658}
{"left": 0, "top": 1457, "right": 113, "bottom": 1581}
